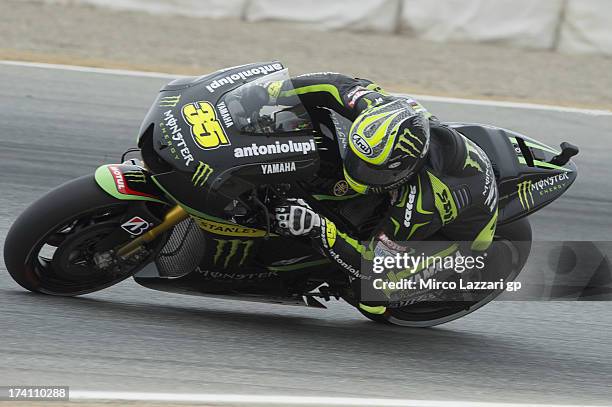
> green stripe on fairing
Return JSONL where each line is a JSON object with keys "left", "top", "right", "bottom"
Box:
{"left": 94, "top": 165, "right": 166, "bottom": 204}
{"left": 518, "top": 157, "right": 571, "bottom": 171}
{"left": 266, "top": 259, "right": 331, "bottom": 272}
{"left": 525, "top": 141, "right": 560, "bottom": 155}
{"left": 509, "top": 137, "right": 561, "bottom": 155}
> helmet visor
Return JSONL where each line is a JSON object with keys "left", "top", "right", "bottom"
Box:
{"left": 344, "top": 151, "right": 421, "bottom": 189}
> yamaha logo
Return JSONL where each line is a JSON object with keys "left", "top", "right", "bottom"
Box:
{"left": 351, "top": 134, "right": 372, "bottom": 156}
{"left": 333, "top": 180, "right": 349, "bottom": 196}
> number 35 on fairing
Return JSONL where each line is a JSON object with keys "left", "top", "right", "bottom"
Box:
{"left": 182, "top": 101, "right": 230, "bottom": 150}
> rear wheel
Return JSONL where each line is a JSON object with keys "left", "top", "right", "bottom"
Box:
{"left": 3, "top": 175, "right": 167, "bottom": 296}
{"left": 358, "top": 218, "right": 532, "bottom": 327}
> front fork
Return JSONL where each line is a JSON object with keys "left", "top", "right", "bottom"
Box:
{"left": 117, "top": 205, "right": 188, "bottom": 259}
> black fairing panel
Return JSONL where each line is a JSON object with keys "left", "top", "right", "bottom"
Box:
{"left": 449, "top": 123, "right": 577, "bottom": 225}
{"left": 136, "top": 61, "right": 321, "bottom": 219}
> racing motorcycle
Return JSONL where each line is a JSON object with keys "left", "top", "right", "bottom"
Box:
{"left": 3, "top": 62, "right": 579, "bottom": 327}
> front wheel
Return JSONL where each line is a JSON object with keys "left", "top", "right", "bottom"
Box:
{"left": 357, "top": 218, "right": 533, "bottom": 327}
{"left": 3, "top": 175, "right": 167, "bottom": 296}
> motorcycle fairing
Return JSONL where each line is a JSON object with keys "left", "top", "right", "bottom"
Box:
{"left": 145, "top": 173, "right": 273, "bottom": 238}
{"left": 95, "top": 163, "right": 265, "bottom": 237}
{"left": 137, "top": 62, "right": 321, "bottom": 220}
{"left": 160, "top": 61, "right": 286, "bottom": 94}
{"left": 94, "top": 164, "right": 167, "bottom": 204}
{"left": 451, "top": 123, "right": 578, "bottom": 225}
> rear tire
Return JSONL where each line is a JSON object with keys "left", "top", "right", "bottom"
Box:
{"left": 359, "top": 218, "right": 532, "bottom": 327}
{"left": 3, "top": 175, "right": 163, "bottom": 296}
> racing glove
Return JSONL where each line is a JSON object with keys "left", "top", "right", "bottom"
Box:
{"left": 273, "top": 199, "right": 322, "bottom": 237}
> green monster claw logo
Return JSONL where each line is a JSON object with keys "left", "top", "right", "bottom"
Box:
{"left": 159, "top": 95, "right": 181, "bottom": 108}
{"left": 517, "top": 181, "right": 535, "bottom": 210}
{"left": 123, "top": 170, "right": 146, "bottom": 183}
{"left": 213, "top": 239, "right": 254, "bottom": 268}
{"left": 394, "top": 128, "right": 423, "bottom": 158}
{"left": 464, "top": 139, "right": 484, "bottom": 173}
{"left": 192, "top": 162, "right": 214, "bottom": 187}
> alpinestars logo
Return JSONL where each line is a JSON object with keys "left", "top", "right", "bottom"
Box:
{"left": 206, "top": 63, "right": 284, "bottom": 93}
{"left": 517, "top": 181, "right": 535, "bottom": 210}
{"left": 121, "top": 216, "right": 150, "bottom": 236}
{"left": 192, "top": 162, "right": 214, "bottom": 187}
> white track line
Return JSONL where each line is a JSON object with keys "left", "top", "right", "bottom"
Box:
{"left": 410, "top": 94, "right": 612, "bottom": 117}
{"left": 69, "top": 392, "right": 602, "bottom": 407}
{"left": 1, "top": 59, "right": 611, "bottom": 117}
{"left": 0, "top": 60, "right": 178, "bottom": 79}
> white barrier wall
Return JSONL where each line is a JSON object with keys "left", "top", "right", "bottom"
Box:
{"left": 26, "top": 0, "right": 612, "bottom": 56}
{"left": 558, "top": 0, "right": 612, "bottom": 56}
{"left": 244, "top": 0, "right": 401, "bottom": 33}
{"left": 40, "top": 0, "right": 248, "bottom": 19}
{"left": 400, "top": 0, "right": 565, "bottom": 49}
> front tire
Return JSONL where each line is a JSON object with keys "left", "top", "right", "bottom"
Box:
{"left": 4, "top": 175, "right": 164, "bottom": 296}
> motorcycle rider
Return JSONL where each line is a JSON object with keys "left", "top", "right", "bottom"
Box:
{"left": 248, "top": 72, "right": 499, "bottom": 314}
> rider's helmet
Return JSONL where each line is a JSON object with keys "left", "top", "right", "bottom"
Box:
{"left": 343, "top": 100, "right": 431, "bottom": 194}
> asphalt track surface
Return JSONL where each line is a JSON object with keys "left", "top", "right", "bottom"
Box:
{"left": 0, "top": 64, "right": 611, "bottom": 405}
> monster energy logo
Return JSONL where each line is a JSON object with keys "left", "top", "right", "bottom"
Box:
{"left": 123, "top": 170, "right": 146, "bottom": 183}
{"left": 395, "top": 129, "right": 423, "bottom": 158}
{"left": 517, "top": 181, "right": 535, "bottom": 210}
{"left": 159, "top": 95, "right": 181, "bottom": 107}
{"left": 464, "top": 140, "right": 484, "bottom": 173}
{"left": 213, "top": 239, "right": 254, "bottom": 268}
{"left": 192, "top": 162, "right": 214, "bottom": 187}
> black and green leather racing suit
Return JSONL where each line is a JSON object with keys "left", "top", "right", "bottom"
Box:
{"left": 271, "top": 73, "right": 499, "bottom": 303}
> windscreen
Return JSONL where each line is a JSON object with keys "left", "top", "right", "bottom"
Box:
{"left": 222, "top": 69, "right": 314, "bottom": 135}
